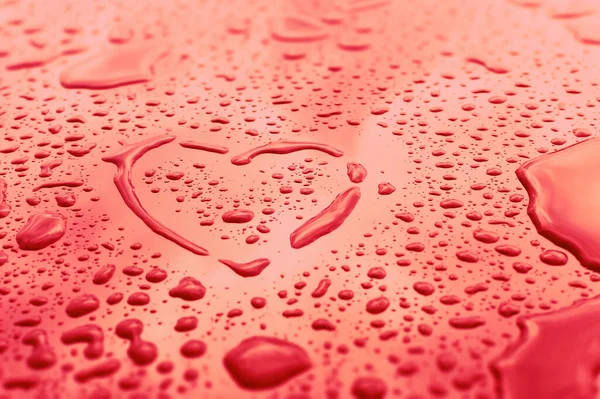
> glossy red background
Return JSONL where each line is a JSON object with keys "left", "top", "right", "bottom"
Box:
{"left": 1, "top": 0, "right": 600, "bottom": 398}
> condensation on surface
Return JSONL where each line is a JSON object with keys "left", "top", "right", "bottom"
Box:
{"left": 1, "top": 0, "right": 600, "bottom": 398}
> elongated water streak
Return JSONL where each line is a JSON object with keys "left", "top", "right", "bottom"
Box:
{"left": 103, "top": 135, "right": 209, "bottom": 256}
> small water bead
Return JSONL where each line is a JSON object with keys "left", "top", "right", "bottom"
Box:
{"left": 180, "top": 340, "right": 207, "bottom": 358}
{"left": 174, "top": 317, "right": 198, "bottom": 332}
{"left": 539, "top": 250, "right": 568, "bottom": 266}
{"left": 66, "top": 294, "right": 100, "bottom": 318}
{"left": 338, "top": 290, "right": 355, "bottom": 300}
{"left": 107, "top": 293, "right": 124, "bottom": 305}
{"left": 146, "top": 268, "right": 167, "bottom": 283}
{"left": 127, "top": 292, "right": 150, "bottom": 306}
{"left": 312, "top": 319, "right": 336, "bottom": 331}
{"left": 473, "top": 229, "right": 500, "bottom": 244}
{"left": 222, "top": 209, "right": 254, "bottom": 223}
{"left": 123, "top": 265, "right": 144, "bottom": 276}
{"left": 495, "top": 245, "right": 522, "bottom": 257}
{"left": 251, "top": 297, "right": 267, "bottom": 309}
{"left": 448, "top": 316, "right": 486, "bottom": 329}
{"left": 367, "top": 267, "right": 386, "bottom": 279}
{"left": 93, "top": 264, "right": 116, "bottom": 285}
{"left": 351, "top": 376, "right": 388, "bottom": 399}
{"left": 365, "top": 297, "right": 390, "bottom": 314}
{"left": 413, "top": 282, "right": 435, "bottom": 296}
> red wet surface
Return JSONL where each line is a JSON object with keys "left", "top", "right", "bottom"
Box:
{"left": 2, "top": 0, "right": 600, "bottom": 398}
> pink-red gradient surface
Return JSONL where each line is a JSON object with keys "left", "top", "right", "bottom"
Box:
{"left": 1, "top": 0, "right": 600, "bottom": 398}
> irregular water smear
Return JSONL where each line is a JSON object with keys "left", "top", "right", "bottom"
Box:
{"left": 508, "top": 0, "right": 543, "bottom": 8}
{"left": 61, "top": 325, "right": 104, "bottom": 360}
{"left": 74, "top": 359, "right": 121, "bottom": 383}
{"left": 16, "top": 212, "right": 66, "bottom": 250}
{"left": 377, "top": 182, "right": 396, "bottom": 195}
{"left": 219, "top": 258, "right": 270, "bottom": 277}
{"left": 290, "top": 186, "right": 361, "bottom": 249}
{"left": 465, "top": 56, "right": 510, "bottom": 74}
{"left": 0, "top": 179, "right": 11, "bottom": 218}
{"left": 270, "top": 16, "right": 329, "bottom": 43}
{"left": 347, "top": 162, "right": 367, "bottom": 183}
{"left": 231, "top": 140, "right": 343, "bottom": 166}
{"left": 115, "top": 319, "right": 158, "bottom": 366}
{"left": 223, "top": 336, "right": 312, "bottom": 389}
{"left": 22, "top": 330, "right": 56, "bottom": 369}
{"left": 103, "top": 135, "right": 209, "bottom": 256}
{"left": 545, "top": 0, "right": 596, "bottom": 19}
{"left": 60, "top": 41, "right": 169, "bottom": 89}
{"left": 342, "top": 0, "right": 391, "bottom": 13}
{"left": 169, "top": 277, "right": 206, "bottom": 301}
{"left": 39, "top": 160, "right": 62, "bottom": 178}
{"left": 311, "top": 279, "right": 332, "bottom": 298}
{"left": 6, "top": 45, "right": 86, "bottom": 71}
{"left": 179, "top": 141, "right": 229, "bottom": 154}
{"left": 491, "top": 295, "right": 600, "bottom": 399}
{"left": 566, "top": 14, "right": 600, "bottom": 44}
{"left": 516, "top": 138, "right": 600, "bottom": 271}
{"left": 32, "top": 179, "right": 83, "bottom": 192}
